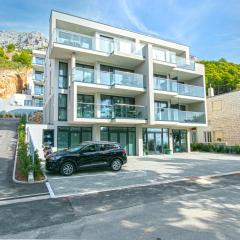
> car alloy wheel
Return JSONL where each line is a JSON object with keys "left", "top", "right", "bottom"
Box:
{"left": 111, "top": 159, "right": 122, "bottom": 171}
{"left": 62, "top": 162, "right": 74, "bottom": 176}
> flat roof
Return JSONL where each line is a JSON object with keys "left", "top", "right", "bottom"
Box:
{"left": 50, "top": 9, "right": 189, "bottom": 48}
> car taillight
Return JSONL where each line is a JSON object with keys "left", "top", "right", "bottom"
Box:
{"left": 122, "top": 149, "right": 126, "bottom": 155}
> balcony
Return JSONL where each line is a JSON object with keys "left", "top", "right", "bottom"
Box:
{"left": 76, "top": 102, "right": 147, "bottom": 124}
{"left": 155, "top": 108, "right": 205, "bottom": 124}
{"left": 154, "top": 77, "right": 178, "bottom": 93}
{"left": 33, "top": 73, "right": 44, "bottom": 83}
{"left": 54, "top": 29, "right": 143, "bottom": 56}
{"left": 32, "top": 58, "right": 44, "bottom": 65}
{"left": 152, "top": 47, "right": 196, "bottom": 71}
{"left": 176, "top": 56, "right": 195, "bottom": 71}
{"left": 178, "top": 83, "right": 204, "bottom": 98}
{"left": 154, "top": 78, "right": 205, "bottom": 99}
{"left": 74, "top": 67, "right": 145, "bottom": 96}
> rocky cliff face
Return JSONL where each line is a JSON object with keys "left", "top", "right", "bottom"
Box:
{"left": 0, "top": 68, "right": 32, "bottom": 99}
{"left": 0, "top": 31, "right": 48, "bottom": 50}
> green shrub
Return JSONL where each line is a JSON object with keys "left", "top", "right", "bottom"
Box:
{"left": 191, "top": 143, "right": 240, "bottom": 154}
{"left": 12, "top": 50, "right": 32, "bottom": 67}
{"left": 7, "top": 43, "right": 16, "bottom": 52}
{"left": 33, "top": 150, "right": 42, "bottom": 178}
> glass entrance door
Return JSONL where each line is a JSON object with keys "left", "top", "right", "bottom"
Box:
{"left": 143, "top": 128, "right": 169, "bottom": 155}
{"left": 172, "top": 129, "right": 187, "bottom": 152}
{"left": 100, "top": 127, "right": 136, "bottom": 155}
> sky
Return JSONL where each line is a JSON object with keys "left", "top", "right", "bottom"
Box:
{"left": 0, "top": 0, "right": 240, "bottom": 63}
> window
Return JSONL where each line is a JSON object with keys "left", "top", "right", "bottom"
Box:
{"left": 83, "top": 144, "right": 96, "bottom": 153}
{"left": 24, "top": 100, "right": 32, "bottom": 106}
{"left": 58, "top": 62, "right": 68, "bottom": 89}
{"left": 34, "top": 85, "right": 43, "bottom": 95}
{"left": 43, "top": 130, "right": 54, "bottom": 146}
{"left": 35, "top": 57, "right": 44, "bottom": 65}
{"left": 204, "top": 131, "right": 212, "bottom": 143}
{"left": 57, "top": 126, "right": 92, "bottom": 150}
{"left": 58, "top": 94, "right": 67, "bottom": 121}
{"left": 77, "top": 94, "right": 94, "bottom": 118}
{"left": 34, "top": 71, "right": 44, "bottom": 81}
{"left": 75, "top": 64, "right": 94, "bottom": 83}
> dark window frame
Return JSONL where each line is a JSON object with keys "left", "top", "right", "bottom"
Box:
{"left": 58, "top": 62, "right": 68, "bottom": 89}
{"left": 58, "top": 93, "right": 67, "bottom": 121}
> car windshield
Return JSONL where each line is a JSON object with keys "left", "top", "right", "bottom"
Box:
{"left": 68, "top": 143, "right": 88, "bottom": 153}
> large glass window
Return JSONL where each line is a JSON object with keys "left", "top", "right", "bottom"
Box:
{"left": 172, "top": 129, "right": 187, "bottom": 152}
{"left": 100, "top": 95, "right": 135, "bottom": 119}
{"left": 34, "top": 85, "right": 44, "bottom": 95}
{"left": 43, "top": 129, "right": 54, "bottom": 146}
{"left": 57, "top": 126, "right": 92, "bottom": 150}
{"left": 75, "top": 64, "right": 94, "bottom": 83}
{"left": 34, "top": 71, "right": 44, "bottom": 81}
{"left": 59, "top": 62, "right": 68, "bottom": 89}
{"left": 77, "top": 94, "right": 94, "bottom": 118}
{"left": 58, "top": 94, "right": 67, "bottom": 121}
{"left": 143, "top": 128, "right": 169, "bottom": 155}
{"left": 100, "top": 127, "right": 136, "bottom": 156}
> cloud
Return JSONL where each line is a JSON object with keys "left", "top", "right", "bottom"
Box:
{"left": 118, "top": 0, "right": 161, "bottom": 37}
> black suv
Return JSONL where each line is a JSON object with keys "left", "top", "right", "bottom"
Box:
{"left": 46, "top": 141, "right": 127, "bottom": 176}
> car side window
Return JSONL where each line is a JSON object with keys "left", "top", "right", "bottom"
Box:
{"left": 82, "top": 144, "right": 96, "bottom": 153}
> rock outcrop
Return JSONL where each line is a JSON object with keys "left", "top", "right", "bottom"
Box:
{"left": 0, "top": 68, "right": 32, "bottom": 98}
{"left": 0, "top": 31, "right": 48, "bottom": 50}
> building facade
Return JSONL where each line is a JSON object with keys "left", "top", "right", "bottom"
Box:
{"left": 196, "top": 89, "right": 240, "bottom": 146}
{"left": 43, "top": 10, "right": 207, "bottom": 156}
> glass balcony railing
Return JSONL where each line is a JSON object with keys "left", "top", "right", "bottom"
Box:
{"left": 33, "top": 73, "right": 44, "bottom": 81}
{"left": 74, "top": 67, "right": 145, "bottom": 88}
{"left": 55, "top": 29, "right": 143, "bottom": 57}
{"left": 76, "top": 102, "right": 146, "bottom": 120}
{"left": 32, "top": 58, "right": 44, "bottom": 65}
{"left": 176, "top": 56, "right": 195, "bottom": 70}
{"left": 178, "top": 83, "right": 204, "bottom": 98}
{"left": 154, "top": 77, "right": 178, "bottom": 92}
{"left": 155, "top": 108, "right": 205, "bottom": 123}
{"left": 179, "top": 110, "right": 206, "bottom": 123}
{"left": 155, "top": 108, "right": 179, "bottom": 121}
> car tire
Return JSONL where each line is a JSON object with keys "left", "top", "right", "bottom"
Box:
{"left": 111, "top": 159, "right": 122, "bottom": 171}
{"left": 60, "top": 162, "right": 75, "bottom": 176}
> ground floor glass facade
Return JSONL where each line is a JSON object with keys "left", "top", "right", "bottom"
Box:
{"left": 100, "top": 127, "right": 136, "bottom": 156}
{"left": 57, "top": 126, "right": 92, "bottom": 150}
{"left": 143, "top": 128, "right": 169, "bottom": 155}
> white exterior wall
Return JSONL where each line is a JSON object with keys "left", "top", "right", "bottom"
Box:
{"left": 40, "top": 10, "right": 207, "bottom": 156}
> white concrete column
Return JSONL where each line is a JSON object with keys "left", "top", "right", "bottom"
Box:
{"left": 94, "top": 93, "right": 101, "bottom": 118}
{"left": 92, "top": 125, "right": 100, "bottom": 141}
{"left": 185, "top": 49, "right": 190, "bottom": 65}
{"left": 136, "top": 126, "right": 143, "bottom": 156}
{"left": 145, "top": 43, "right": 154, "bottom": 124}
{"left": 71, "top": 53, "right": 76, "bottom": 83}
{"left": 94, "top": 62, "right": 100, "bottom": 84}
{"left": 94, "top": 32, "right": 100, "bottom": 51}
{"left": 187, "top": 129, "right": 191, "bottom": 152}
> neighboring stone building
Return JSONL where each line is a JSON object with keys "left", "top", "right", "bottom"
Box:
{"left": 195, "top": 89, "right": 240, "bottom": 146}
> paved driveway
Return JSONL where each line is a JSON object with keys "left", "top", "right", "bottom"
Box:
{"left": 0, "top": 119, "right": 48, "bottom": 200}
{"left": 46, "top": 152, "right": 240, "bottom": 197}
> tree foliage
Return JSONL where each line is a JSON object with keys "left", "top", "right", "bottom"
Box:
{"left": 7, "top": 43, "right": 16, "bottom": 52}
{"left": 200, "top": 59, "right": 240, "bottom": 91}
{"left": 12, "top": 49, "right": 32, "bottom": 67}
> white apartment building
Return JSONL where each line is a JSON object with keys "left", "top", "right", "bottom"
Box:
{"left": 43, "top": 10, "right": 207, "bottom": 156}
{"left": 27, "top": 49, "right": 46, "bottom": 108}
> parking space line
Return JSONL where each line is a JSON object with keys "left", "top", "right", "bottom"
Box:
{"left": 48, "top": 170, "right": 146, "bottom": 180}
{"left": 45, "top": 181, "right": 55, "bottom": 198}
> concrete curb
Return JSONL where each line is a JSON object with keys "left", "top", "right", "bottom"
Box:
{"left": 12, "top": 140, "right": 47, "bottom": 184}
{"left": 53, "top": 170, "right": 240, "bottom": 199}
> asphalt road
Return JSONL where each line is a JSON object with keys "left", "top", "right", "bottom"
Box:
{"left": 0, "top": 174, "right": 240, "bottom": 239}
{"left": 0, "top": 119, "right": 48, "bottom": 200}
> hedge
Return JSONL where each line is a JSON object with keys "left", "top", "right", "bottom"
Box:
{"left": 191, "top": 143, "right": 240, "bottom": 154}
{"left": 17, "top": 116, "right": 43, "bottom": 179}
